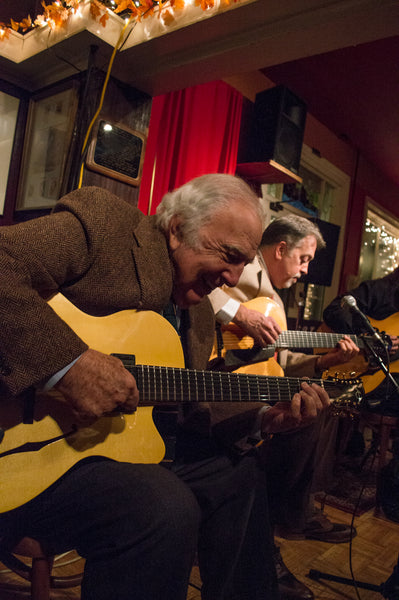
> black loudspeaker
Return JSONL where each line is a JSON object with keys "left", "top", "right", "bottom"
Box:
{"left": 237, "top": 86, "right": 307, "bottom": 175}
{"left": 303, "top": 218, "right": 340, "bottom": 287}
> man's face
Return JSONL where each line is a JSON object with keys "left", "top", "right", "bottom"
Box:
{"left": 267, "top": 235, "right": 317, "bottom": 289}
{"left": 168, "top": 203, "right": 262, "bottom": 308}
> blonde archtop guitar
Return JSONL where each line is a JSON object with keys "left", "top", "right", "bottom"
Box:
{"left": 0, "top": 294, "right": 363, "bottom": 513}
{"left": 319, "top": 315, "right": 398, "bottom": 396}
{"left": 209, "top": 297, "right": 389, "bottom": 377}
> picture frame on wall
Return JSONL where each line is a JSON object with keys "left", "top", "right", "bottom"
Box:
{"left": 86, "top": 119, "right": 146, "bottom": 187}
{"left": 16, "top": 85, "right": 78, "bottom": 210}
{"left": 0, "top": 90, "right": 20, "bottom": 215}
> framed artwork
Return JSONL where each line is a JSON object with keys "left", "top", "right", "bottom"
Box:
{"left": 16, "top": 86, "right": 78, "bottom": 210}
{"left": 0, "top": 91, "right": 20, "bottom": 215}
{"left": 86, "top": 119, "right": 146, "bottom": 186}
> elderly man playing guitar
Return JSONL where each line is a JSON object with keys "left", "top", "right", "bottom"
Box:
{"left": 0, "top": 175, "right": 340, "bottom": 600}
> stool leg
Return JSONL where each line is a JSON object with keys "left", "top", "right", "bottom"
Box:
{"left": 378, "top": 424, "right": 391, "bottom": 471}
{"left": 31, "top": 556, "right": 53, "bottom": 600}
{"left": 374, "top": 423, "right": 391, "bottom": 516}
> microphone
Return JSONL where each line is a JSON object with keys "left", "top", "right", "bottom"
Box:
{"left": 340, "top": 295, "right": 384, "bottom": 344}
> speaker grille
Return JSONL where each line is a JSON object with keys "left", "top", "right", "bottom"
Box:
{"left": 238, "top": 86, "right": 307, "bottom": 175}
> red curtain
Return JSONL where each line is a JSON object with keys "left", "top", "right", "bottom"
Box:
{"left": 138, "top": 80, "right": 243, "bottom": 215}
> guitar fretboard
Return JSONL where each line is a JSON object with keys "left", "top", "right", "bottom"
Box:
{"left": 274, "top": 331, "right": 364, "bottom": 350}
{"left": 131, "top": 365, "right": 361, "bottom": 405}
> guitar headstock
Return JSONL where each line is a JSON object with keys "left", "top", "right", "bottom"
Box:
{"left": 323, "top": 376, "right": 364, "bottom": 417}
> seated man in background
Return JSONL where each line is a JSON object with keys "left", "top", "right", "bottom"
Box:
{"left": 323, "top": 267, "right": 399, "bottom": 367}
{"left": 313, "top": 269, "right": 399, "bottom": 517}
{"left": 0, "top": 174, "right": 331, "bottom": 600}
{"left": 321, "top": 267, "right": 399, "bottom": 454}
{"left": 209, "top": 214, "right": 359, "bottom": 600}
{"left": 323, "top": 267, "right": 399, "bottom": 417}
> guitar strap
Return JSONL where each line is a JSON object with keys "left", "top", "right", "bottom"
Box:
{"left": 162, "top": 301, "right": 181, "bottom": 333}
{"left": 215, "top": 322, "right": 224, "bottom": 358}
{"left": 21, "top": 387, "right": 36, "bottom": 424}
{"left": 158, "top": 302, "right": 185, "bottom": 464}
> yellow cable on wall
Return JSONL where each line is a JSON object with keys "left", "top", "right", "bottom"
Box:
{"left": 77, "top": 15, "right": 134, "bottom": 189}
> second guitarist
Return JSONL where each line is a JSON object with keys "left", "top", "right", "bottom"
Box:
{"left": 209, "top": 214, "right": 359, "bottom": 600}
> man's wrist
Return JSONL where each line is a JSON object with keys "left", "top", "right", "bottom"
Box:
{"left": 316, "top": 354, "right": 327, "bottom": 372}
{"left": 42, "top": 355, "right": 82, "bottom": 391}
{"left": 215, "top": 298, "right": 240, "bottom": 324}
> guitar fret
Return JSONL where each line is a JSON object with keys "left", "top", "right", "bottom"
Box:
{"left": 209, "top": 369, "right": 215, "bottom": 402}
{"left": 246, "top": 374, "right": 253, "bottom": 401}
{"left": 198, "top": 371, "right": 203, "bottom": 402}
{"left": 231, "top": 371, "right": 240, "bottom": 402}
{"left": 194, "top": 370, "right": 201, "bottom": 403}
{"left": 179, "top": 368, "right": 184, "bottom": 402}
{"left": 211, "top": 370, "right": 219, "bottom": 402}
{"left": 211, "top": 371, "right": 218, "bottom": 401}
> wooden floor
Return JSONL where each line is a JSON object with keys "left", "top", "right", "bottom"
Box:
{"left": 1, "top": 503, "right": 398, "bottom": 599}
{"left": 188, "top": 504, "right": 399, "bottom": 600}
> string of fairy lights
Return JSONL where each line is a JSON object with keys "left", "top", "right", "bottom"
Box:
{"left": 303, "top": 215, "right": 399, "bottom": 322}
{"left": 362, "top": 217, "right": 399, "bottom": 276}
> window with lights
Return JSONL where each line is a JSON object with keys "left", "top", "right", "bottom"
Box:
{"left": 359, "top": 206, "right": 399, "bottom": 281}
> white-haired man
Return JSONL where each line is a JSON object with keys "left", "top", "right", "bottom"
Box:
{"left": 0, "top": 175, "right": 330, "bottom": 600}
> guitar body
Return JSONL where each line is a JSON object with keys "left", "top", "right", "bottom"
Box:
{"left": 346, "top": 314, "right": 399, "bottom": 396}
{"left": 320, "top": 314, "right": 399, "bottom": 396}
{"left": 0, "top": 294, "right": 185, "bottom": 513}
{"left": 210, "top": 297, "right": 286, "bottom": 376}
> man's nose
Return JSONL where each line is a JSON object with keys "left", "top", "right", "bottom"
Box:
{"left": 222, "top": 264, "right": 244, "bottom": 287}
{"left": 300, "top": 263, "right": 309, "bottom": 274}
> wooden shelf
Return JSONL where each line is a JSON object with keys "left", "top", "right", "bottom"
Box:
{"left": 236, "top": 159, "right": 303, "bottom": 184}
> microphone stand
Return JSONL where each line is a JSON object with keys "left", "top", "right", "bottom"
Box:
{"left": 308, "top": 564, "right": 399, "bottom": 598}
{"left": 362, "top": 336, "right": 399, "bottom": 395}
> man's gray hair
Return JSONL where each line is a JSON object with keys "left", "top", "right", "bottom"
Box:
{"left": 156, "top": 173, "right": 265, "bottom": 248}
{"left": 261, "top": 214, "right": 326, "bottom": 251}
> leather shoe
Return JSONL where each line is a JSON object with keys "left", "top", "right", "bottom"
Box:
{"left": 274, "top": 546, "right": 314, "bottom": 600}
{"left": 276, "top": 508, "right": 356, "bottom": 544}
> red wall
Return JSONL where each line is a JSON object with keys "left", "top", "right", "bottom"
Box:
{"left": 303, "top": 112, "right": 399, "bottom": 293}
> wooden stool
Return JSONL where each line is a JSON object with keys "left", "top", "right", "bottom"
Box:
{"left": 0, "top": 536, "right": 82, "bottom": 600}
{"left": 359, "top": 411, "right": 399, "bottom": 515}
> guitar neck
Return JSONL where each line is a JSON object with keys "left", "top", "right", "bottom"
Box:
{"left": 275, "top": 330, "right": 364, "bottom": 350}
{"left": 131, "top": 365, "right": 360, "bottom": 405}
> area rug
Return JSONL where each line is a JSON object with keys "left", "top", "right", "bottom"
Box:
{"left": 315, "top": 462, "right": 377, "bottom": 516}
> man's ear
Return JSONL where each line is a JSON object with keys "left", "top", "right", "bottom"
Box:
{"left": 275, "top": 241, "right": 287, "bottom": 260}
{"left": 168, "top": 215, "right": 183, "bottom": 251}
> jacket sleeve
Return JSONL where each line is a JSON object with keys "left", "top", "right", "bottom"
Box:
{"left": 208, "top": 287, "right": 233, "bottom": 315}
{"left": 283, "top": 350, "right": 320, "bottom": 378}
{"left": 0, "top": 187, "right": 128, "bottom": 397}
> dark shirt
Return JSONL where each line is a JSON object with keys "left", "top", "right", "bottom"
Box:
{"left": 323, "top": 268, "right": 399, "bottom": 334}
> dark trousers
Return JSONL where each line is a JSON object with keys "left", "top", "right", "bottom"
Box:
{"left": 0, "top": 454, "right": 278, "bottom": 600}
{"left": 263, "top": 415, "right": 325, "bottom": 532}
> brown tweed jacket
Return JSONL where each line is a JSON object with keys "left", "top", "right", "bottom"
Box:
{"left": 0, "top": 186, "right": 214, "bottom": 398}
